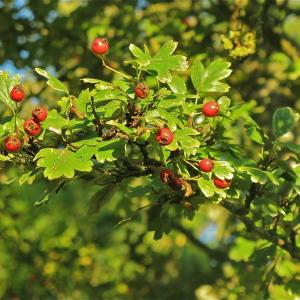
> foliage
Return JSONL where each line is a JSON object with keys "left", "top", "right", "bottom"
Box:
{"left": 1, "top": 0, "right": 300, "bottom": 299}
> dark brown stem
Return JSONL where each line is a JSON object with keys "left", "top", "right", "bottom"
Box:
{"left": 90, "top": 96, "right": 102, "bottom": 136}
{"left": 220, "top": 199, "right": 300, "bottom": 260}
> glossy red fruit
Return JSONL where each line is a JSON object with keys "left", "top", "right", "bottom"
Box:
{"left": 155, "top": 128, "right": 174, "bottom": 146}
{"left": 91, "top": 38, "right": 109, "bottom": 55}
{"left": 213, "top": 178, "right": 231, "bottom": 189}
{"left": 10, "top": 85, "right": 25, "bottom": 102}
{"left": 134, "top": 83, "right": 150, "bottom": 99}
{"left": 202, "top": 101, "right": 220, "bottom": 117}
{"left": 4, "top": 136, "right": 22, "bottom": 152}
{"left": 198, "top": 158, "right": 214, "bottom": 172}
{"left": 32, "top": 106, "right": 48, "bottom": 122}
{"left": 23, "top": 118, "right": 41, "bottom": 136}
{"left": 160, "top": 169, "right": 174, "bottom": 183}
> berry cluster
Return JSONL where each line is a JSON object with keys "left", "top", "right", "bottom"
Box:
{"left": 160, "top": 158, "right": 231, "bottom": 190}
{"left": 3, "top": 85, "right": 48, "bottom": 153}
{"left": 5, "top": 38, "right": 232, "bottom": 198}
{"left": 89, "top": 37, "right": 232, "bottom": 192}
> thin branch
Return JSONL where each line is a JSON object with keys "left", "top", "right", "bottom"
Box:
{"left": 220, "top": 199, "right": 300, "bottom": 260}
{"left": 101, "top": 57, "right": 132, "bottom": 80}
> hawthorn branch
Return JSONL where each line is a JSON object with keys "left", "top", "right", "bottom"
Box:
{"left": 220, "top": 199, "right": 300, "bottom": 260}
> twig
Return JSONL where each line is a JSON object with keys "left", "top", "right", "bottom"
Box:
{"left": 220, "top": 199, "right": 300, "bottom": 259}
{"left": 101, "top": 57, "right": 132, "bottom": 79}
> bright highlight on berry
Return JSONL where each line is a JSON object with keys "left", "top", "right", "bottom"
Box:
{"left": 198, "top": 158, "right": 214, "bottom": 172}
{"left": 202, "top": 101, "right": 220, "bottom": 117}
{"left": 10, "top": 85, "right": 25, "bottom": 102}
{"left": 91, "top": 38, "right": 109, "bottom": 55}
{"left": 214, "top": 178, "right": 231, "bottom": 189}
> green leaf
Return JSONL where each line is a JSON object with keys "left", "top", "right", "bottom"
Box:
{"left": 129, "top": 44, "right": 151, "bottom": 66}
{"left": 239, "top": 167, "right": 279, "bottom": 185}
{"left": 0, "top": 71, "right": 19, "bottom": 110}
{"left": 147, "top": 140, "right": 170, "bottom": 163}
{"left": 218, "top": 96, "right": 231, "bottom": 113}
{"left": 191, "top": 59, "right": 205, "bottom": 93}
{"left": 81, "top": 78, "right": 103, "bottom": 83}
{"left": 95, "top": 139, "right": 126, "bottom": 163}
{"left": 147, "top": 205, "right": 172, "bottom": 240}
{"left": 42, "top": 109, "right": 69, "bottom": 130}
{"left": 286, "top": 143, "right": 300, "bottom": 153}
{"left": 158, "top": 108, "right": 184, "bottom": 131}
{"left": 167, "top": 76, "right": 187, "bottom": 94}
{"left": 191, "top": 58, "right": 232, "bottom": 93}
{"left": 275, "top": 259, "right": 297, "bottom": 278}
{"left": 197, "top": 177, "right": 216, "bottom": 197}
{"left": 229, "top": 237, "right": 256, "bottom": 261}
{"left": 175, "top": 128, "right": 200, "bottom": 154}
{"left": 77, "top": 89, "right": 90, "bottom": 113}
{"left": 34, "top": 148, "right": 93, "bottom": 180}
{"left": 213, "top": 161, "right": 234, "bottom": 180}
{"left": 93, "top": 89, "right": 127, "bottom": 103}
{"left": 81, "top": 78, "right": 113, "bottom": 89}
{"left": 96, "top": 100, "right": 124, "bottom": 119}
{"left": 245, "top": 124, "right": 264, "bottom": 144}
{"left": 19, "top": 171, "right": 36, "bottom": 185}
{"left": 35, "top": 68, "right": 69, "bottom": 95}
{"left": 0, "top": 117, "right": 23, "bottom": 138}
{"left": 0, "top": 153, "right": 10, "bottom": 161}
{"left": 76, "top": 138, "right": 126, "bottom": 163}
{"left": 272, "top": 107, "right": 295, "bottom": 137}
{"left": 146, "top": 40, "right": 188, "bottom": 83}
{"left": 158, "top": 96, "right": 185, "bottom": 109}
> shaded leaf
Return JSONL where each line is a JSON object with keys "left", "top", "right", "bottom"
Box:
{"left": 272, "top": 107, "right": 295, "bottom": 137}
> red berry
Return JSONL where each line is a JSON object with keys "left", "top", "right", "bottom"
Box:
{"left": 91, "top": 38, "right": 109, "bottom": 55}
{"left": 32, "top": 106, "right": 48, "bottom": 122}
{"left": 198, "top": 158, "right": 214, "bottom": 172}
{"left": 23, "top": 118, "right": 41, "bottom": 136}
{"left": 134, "top": 83, "right": 149, "bottom": 99}
{"left": 160, "top": 169, "right": 174, "bottom": 183}
{"left": 4, "top": 136, "right": 22, "bottom": 152}
{"left": 213, "top": 178, "right": 231, "bottom": 189}
{"left": 155, "top": 128, "right": 174, "bottom": 146}
{"left": 202, "top": 101, "right": 220, "bottom": 117}
{"left": 10, "top": 85, "right": 25, "bottom": 102}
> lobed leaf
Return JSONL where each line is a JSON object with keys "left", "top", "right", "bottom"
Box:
{"left": 34, "top": 148, "right": 93, "bottom": 180}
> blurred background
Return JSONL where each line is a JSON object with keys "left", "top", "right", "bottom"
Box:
{"left": 1, "top": 0, "right": 300, "bottom": 299}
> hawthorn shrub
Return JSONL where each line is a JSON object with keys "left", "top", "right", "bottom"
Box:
{"left": 0, "top": 39, "right": 299, "bottom": 262}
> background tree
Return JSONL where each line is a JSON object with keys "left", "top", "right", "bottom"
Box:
{"left": 0, "top": 0, "right": 300, "bottom": 299}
